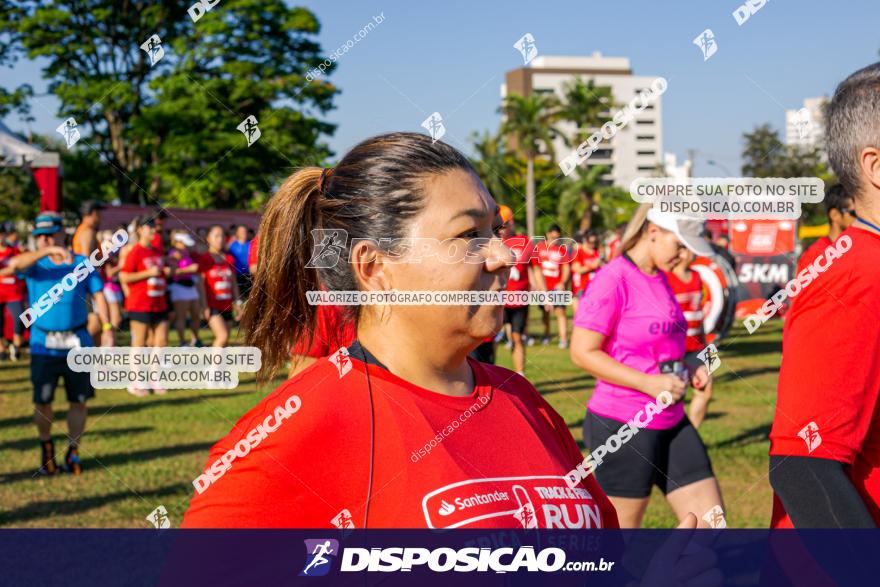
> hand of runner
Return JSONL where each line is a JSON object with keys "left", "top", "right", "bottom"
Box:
{"left": 45, "top": 246, "right": 72, "bottom": 265}
{"left": 625, "top": 513, "right": 721, "bottom": 587}
{"left": 640, "top": 373, "right": 686, "bottom": 402}
{"left": 691, "top": 365, "right": 709, "bottom": 391}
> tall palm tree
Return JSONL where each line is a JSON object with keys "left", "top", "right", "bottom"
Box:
{"left": 469, "top": 130, "right": 512, "bottom": 205}
{"left": 557, "top": 164, "right": 608, "bottom": 234}
{"left": 556, "top": 77, "right": 614, "bottom": 147}
{"left": 499, "top": 92, "right": 561, "bottom": 237}
{"left": 556, "top": 77, "right": 615, "bottom": 229}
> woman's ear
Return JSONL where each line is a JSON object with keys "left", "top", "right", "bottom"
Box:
{"left": 350, "top": 240, "right": 392, "bottom": 292}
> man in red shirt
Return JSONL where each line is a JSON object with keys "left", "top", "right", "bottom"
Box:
{"left": 796, "top": 183, "right": 856, "bottom": 273}
{"left": 0, "top": 222, "right": 25, "bottom": 361}
{"left": 570, "top": 230, "right": 602, "bottom": 314}
{"left": 664, "top": 248, "right": 713, "bottom": 428}
{"left": 499, "top": 206, "right": 546, "bottom": 376}
{"left": 535, "top": 224, "right": 571, "bottom": 348}
{"left": 769, "top": 63, "right": 880, "bottom": 528}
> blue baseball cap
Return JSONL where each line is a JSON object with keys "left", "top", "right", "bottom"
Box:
{"left": 32, "top": 212, "right": 65, "bottom": 236}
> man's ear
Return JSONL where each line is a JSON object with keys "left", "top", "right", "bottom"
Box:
{"left": 858, "top": 146, "right": 880, "bottom": 194}
{"left": 350, "top": 240, "right": 392, "bottom": 292}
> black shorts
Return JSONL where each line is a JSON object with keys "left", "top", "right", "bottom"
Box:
{"left": 31, "top": 354, "right": 94, "bottom": 405}
{"left": 469, "top": 341, "right": 495, "bottom": 364}
{"left": 583, "top": 410, "right": 715, "bottom": 498}
{"left": 0, "top": 300, "right": 25, "bottom": 336}
{"left": 503, "top": 306, "right": 528, "bottom": 334}
{"left": 209, "top": 307, "right": 233, "bottom": 321}
{"left": 128, "top": 311, "right": 169, "bottom": 325}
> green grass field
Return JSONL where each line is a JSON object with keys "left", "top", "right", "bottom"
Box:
{"left": 0, "top": 316, "right": 783, "bottom": 528}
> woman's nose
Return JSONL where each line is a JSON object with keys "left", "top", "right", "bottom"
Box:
{"left": 484, "top": 238, "right": 516, "bottom": 273}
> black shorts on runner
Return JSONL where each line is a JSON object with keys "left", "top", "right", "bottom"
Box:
{"left": 128, "top": 311, "right": 169, "bottom": 325}
{"left": 209, "top": 307, "right": 233, "bottom": 321}
{"left": 583, "top": 410, "right": 715, "bottom": 498}
{"left": 0, "top": 300, "right": 25, "bottom": 335}
{"left": 31, "top": 354, "right": 95, "bottom": 405}
{"left": 503, "top": 306, "right": 528, "bottom": 335}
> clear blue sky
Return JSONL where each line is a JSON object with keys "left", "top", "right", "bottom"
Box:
{"left": 3, "top": 0, "right": 878, "bottom": 176}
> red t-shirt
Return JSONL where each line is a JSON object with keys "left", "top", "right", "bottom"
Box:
{"left": 664, "top": 268, "right": 706, "bottom": 352}
{"left": 502, "top": 235, "right": 538, "bottom": 308}
{"left": 796, "top": 235, "right": 832, "bottom": 275}
{"left": 248, "top": 234, "right": 259, "bottom": 268}
{"left": 571, "top": 247, "right": 601, "bottom": 296}
{"left": 151, "top": 231, "right": 165, "bottom": 254}
{"left": 536, "top": 242, "right": 569, "bottom": 291}
{"left": 291, "top": 305, "right": 356, "bottom": 357}
{"left": 769, "top": 227, "right": 880, "bottom": 528}
{"left": 0, "top": 246, "right": 24, "bottom": 302}
{"left": 122, "top": 243, "right": 167, "bottom": 312}
{"left": 198, "top": 252, "right": 236, "bottom": 311}
{"left": 182, "top": 358, "right": 619, "bottom": 529}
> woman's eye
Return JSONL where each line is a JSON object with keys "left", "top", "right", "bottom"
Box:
{"left": 458, "top": 230, "right": 481, "bottom": 240}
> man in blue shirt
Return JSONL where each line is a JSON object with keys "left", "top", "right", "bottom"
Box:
{"left": 1, "top": 212, "right": 113, "bottom": 475}
{"left": 227, "top": 224, "right": 252, "bottom": 299}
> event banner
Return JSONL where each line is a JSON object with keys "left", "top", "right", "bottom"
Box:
{"left": 0, "top": 529, "right": 876, "bottom": 586}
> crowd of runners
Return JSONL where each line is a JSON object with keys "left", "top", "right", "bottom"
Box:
{"left": 3, "top": 62, "right": 880, "bottom": 531}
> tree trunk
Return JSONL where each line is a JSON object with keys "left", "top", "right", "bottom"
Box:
{"left": 526, "top": 154, "right": 536, "bottom": 238}
{"left": 579, "top": 190, "right": 594, "bottom": 232}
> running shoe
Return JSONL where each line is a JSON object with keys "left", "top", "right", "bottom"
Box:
{"left": 62, "top": 445, "right": 82, "bottom": 475}
{"left": 9, "top": 344, "right": 17, "bottom": 362}
{"left": 38, "top": 439, "right": 58, "bottom": 476}
{"left": 558, "top": 340, "right": 568, "bottom": 349}
{"left": 541, "top": 337, "right": 551, "bottom": 346}
{"left": 526, "top": 336, "right": 535, "bottom": 347}
{"left": 505, "top": 341, "right": 513, "bottom": 350}
{"left": 127, "top": 384, "right": 150, "bottom": 398}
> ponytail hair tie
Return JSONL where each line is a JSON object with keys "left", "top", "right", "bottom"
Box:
{"left": 317, "top": 167, "right": 334, "bottom": 194}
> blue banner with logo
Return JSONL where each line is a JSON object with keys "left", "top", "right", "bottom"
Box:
{"left": 0, "top": 529, "right": 876, "bottom": 586}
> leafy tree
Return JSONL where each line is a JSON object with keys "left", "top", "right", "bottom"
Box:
{"left": 0, "top": 0, "right": 337, "bottom": 210}
{"left": 468, "top": 130, "right": 515, "bottom": 206}
{"left": 499, "top": 92, "right": 561, "bottom": 237}
{"left": 556, "top": 77, "right": 614, "bottom": 147}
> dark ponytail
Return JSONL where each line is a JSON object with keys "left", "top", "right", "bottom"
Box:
{"left": 243, "top": 132, "right": 476, "bottom": 380}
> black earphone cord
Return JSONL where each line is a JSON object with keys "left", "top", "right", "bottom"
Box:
{"left": 361, "top": 347, "right": 375, "bottom": 530}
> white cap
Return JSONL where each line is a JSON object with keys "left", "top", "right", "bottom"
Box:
{"left": 174, "top": 233, "right": 196, "bottom": 247}
{"left": 645, "top": 208, "right": 713, "bottom": 257}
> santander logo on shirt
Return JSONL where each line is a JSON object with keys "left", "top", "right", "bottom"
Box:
{"left": 422, "top": 476, "right": 605, "bottom": 529}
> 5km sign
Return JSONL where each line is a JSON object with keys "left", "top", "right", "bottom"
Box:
{"left": 729, "top": 219, "right": 796, "bottom": 318}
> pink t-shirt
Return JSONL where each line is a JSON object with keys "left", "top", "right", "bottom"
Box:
{"left": 574, "top": 255, "right": 686, "bottom": 429}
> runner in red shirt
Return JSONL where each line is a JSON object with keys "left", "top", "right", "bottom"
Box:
{"left": 197, "top": 225, "right": 240, "bottom": 348}
{"left": 0, "top": 223, "right": 25, "bottom": 361}
{"left": 120, "top": 216, "right": 171, "bottom": 396}
{"left": 769, "top": 65, "right": 880, "bottom": 528}
{"left": 184, "top": 133, "right": 667, "bottom": 529}
{"left": 570, "top": 230, "right": 602, "bottom": 314}
{"left": 500, "top": 206, "right": 547, "bottom": 376}
{"left": 535, "top": 224, "right": 571, "bottom": 348}
{"left": 665, "top": 248, "right": 714, "bottom": 429}
{"left": 796, "top": 184, "right": 856, "bottom": 274}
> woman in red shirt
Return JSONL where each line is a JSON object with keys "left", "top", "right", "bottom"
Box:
{"left": 197, "top": 225, "right": 240, "bottom": 348}
{"left": 120, "top": 216, "right": 172, "bottom": 396}
{"left": 183, "top": 132, "right": 704, "bottom": 531}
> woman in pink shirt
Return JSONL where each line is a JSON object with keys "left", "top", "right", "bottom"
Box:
{"left": 570, "top": 203, "right": 724, "bottom": 528}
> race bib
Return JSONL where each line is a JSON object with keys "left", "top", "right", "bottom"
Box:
{"left": 45, "top": 330, "right": 81, "bottom": 350}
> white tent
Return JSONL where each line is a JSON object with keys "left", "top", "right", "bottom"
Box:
{"left": 0, "top": 120, "right": 59, "bottom": 168}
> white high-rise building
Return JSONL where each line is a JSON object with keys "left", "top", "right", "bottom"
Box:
{"left": 785, "top": 96, "right": 827, "bottom": 149}
{"left": 502, "top": 53, "right": 663, "bottom": 189}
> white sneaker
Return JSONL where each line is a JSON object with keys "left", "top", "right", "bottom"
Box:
{"left": 558, "top": 340, "right": 568, "bottom": 349}
{"left": 541, "top": 337, "right": 550, "bottom": 346}
{"left": 9, "top": 345, "right": 17, "bottom": 362}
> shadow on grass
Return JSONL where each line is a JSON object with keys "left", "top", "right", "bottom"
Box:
{"left": 0, "top": 390, "right": 241, "bottom": 430}
{"left": 0, "top": 426, "right": 153, "bottom": 452}
{"left": 0, "top": 483, "right": 187, "bottom": 526}
{"left": 708, "top": 422, "right": 771, "bottom": 449}
{"left": 0, "top": 441, "right": 213, "bottom": 485}
{"left": 717, "top": 336, "right": 781, "bottom": 358}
